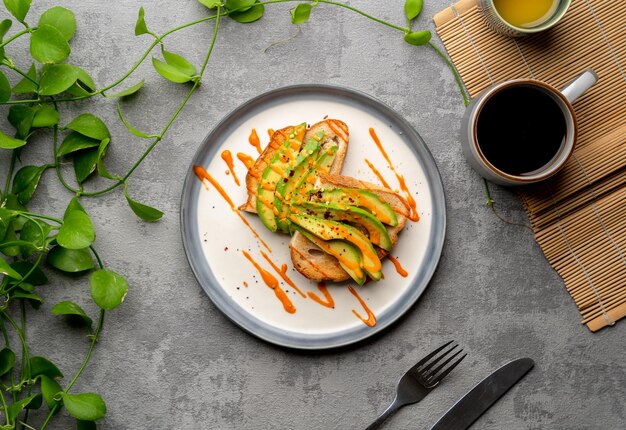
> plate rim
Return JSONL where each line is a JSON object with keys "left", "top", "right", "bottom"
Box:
{"left": 180, "top": 83, "right": 447, "bottom": 350}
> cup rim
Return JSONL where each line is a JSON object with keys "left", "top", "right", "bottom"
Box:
{"left": 471, "top": 79, "right": 577, "bottom": 184}
{"left": 487, "top": 0, "right": 572, "bottom": 34}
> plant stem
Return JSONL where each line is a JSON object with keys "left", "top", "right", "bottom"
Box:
{"left": 10, "top": 212, "right": 62, "bottom": 225}
{"left": 83, "top": 9, "right": 223, "bottom": 197}
{"left": 0, "top": 380, "right": 9, "bottom": 427}
{"left": 89, "top": 245, "right": 104, "bottom": 269}
{"left": 0, "top": 310, "right": 30, "bottom": 382}
{"left": 0, "top": 28, "right": 32, "bottom": 50}
{"left": 52, "top": 123, "right": 80, "bottom": 195}
{"left": 0, "top": 319, "right": 17, "bottom": 402}
{"left": 39, "top": 310, "right": 106, "bottom": 430}
{"left": 3, "top": 150, "right": 16, "bottom": 198}
{"left": 428, "top": 41, "right": 469, "bottom": 107}
{"left": 0, "top": 62, "right": 37, "bottom": 87}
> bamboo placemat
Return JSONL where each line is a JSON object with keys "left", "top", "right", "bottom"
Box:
{"left": 433, "top": 0, "right": 626, "bottom": 331}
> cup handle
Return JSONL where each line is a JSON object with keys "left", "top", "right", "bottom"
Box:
{"left": 560, "top": 69, "right": 598, "bottom": 104}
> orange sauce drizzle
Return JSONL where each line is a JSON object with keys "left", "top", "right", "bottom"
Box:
{"left": 364, "top": 158, "right": 391, "bottom": 189}
{"left": 307, "top": 282, "right": 335, "bottom": 308}
{"left": 242, "top": 251, "right": 295, "bottom": 314}
{"left": 243, "top": 281, "right": 249, "bottom": 287}
{"left": 260, "top": 251, "right": 306, "bottom": 298}
{"left": 193, "top": 165, "right": 272, "bottom": 253}
{"left": 249, "top": 129, "right": 263, "bottom": 154}
{"left": 267, "top": 128, "right": 275, "bottom": 139}
{"left": 369, "top": 128, "right": 419, "bottom": 222}
{"left": 387, "top": 256, "right": 408, "bottom": 277}
{"left": 348, "top": 286, "right": 376, "bottom": 327}
{"left": 236, "top": 152, "right": 259, "bottom": 178}
{"left": 220, "top": 150, "right": 240, "bottom": 186}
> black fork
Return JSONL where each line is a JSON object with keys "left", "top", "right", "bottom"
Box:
{"left": 365, "top": 341, "right": 467, "bottom": 430}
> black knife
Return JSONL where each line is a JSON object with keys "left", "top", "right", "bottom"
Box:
{"left": 429, "top": 357, "right": 535, "bottom": 430}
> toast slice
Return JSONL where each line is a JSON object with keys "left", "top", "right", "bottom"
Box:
{"left": 289, "top": 173, "right": 410, "bottom": 282}
{"left": 239, "top": 119, "right": 349, "bottom": 213}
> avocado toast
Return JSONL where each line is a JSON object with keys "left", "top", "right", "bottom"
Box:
{"left": 240, "top": 119, "right": 411, "bottom": 284}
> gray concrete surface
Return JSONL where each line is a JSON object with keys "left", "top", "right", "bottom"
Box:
{"left": 1, "top": 0, "right": 625, "bottom": 428}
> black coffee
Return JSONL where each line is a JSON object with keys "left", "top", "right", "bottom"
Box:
{"left": 476, "top": 85, "right": 566, "bottom": 175}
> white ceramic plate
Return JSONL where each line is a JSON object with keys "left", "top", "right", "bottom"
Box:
{"left": 181, "top": 85, "right": 446, "bottom": 350}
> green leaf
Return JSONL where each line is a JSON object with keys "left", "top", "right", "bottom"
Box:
{"left": 40, "top": 375, "right": 63, "bottom": 409}
{"left": 65, "top": 113, "right": 110, "bottom": 140}
{"left": 151, "top": 58, "right": 191, "bottom": 83}
{"left": 0, "top": 347, "right": 16, "bottom": 376}
{"left": 90, "top": 269, "right": 128, "bottom": 310}
{"left": 70, "top": 133, "right": 105, "bottom": 180}
{"left": 39, "top": 6, "right": 76, "bottom": 41}
{"left": 51, "top": 300, "right": 93, "bottom": 329}
{"left": 12, "top": 165, "right": 46, "bottom": 204}
{"left": 32, "top": 105, "right": 60, "bottom": 128}
{"left": 30, "top": 356, "right": 63, "bottom": 379}
{"left": 0, "top": 19, "right": 11, "bottom": 39}
{"left": 403, "top": 30, "right": 432, "bottom": 46}
{"left": 8, "top": 105, "right": 35, "bottom": 138}
{"left": 12, "top": 290, "right": 43, "bottom": 308}
{"left": 0, "top": 69, "right": 10, "bottom": 103}
{"left": 12, "top": 63, "right": 38, "bottom": 94}
{"left": 66, "top": 66, "right": 96, "bottom": 97}
{"left": 38, "top": 64, "right": 79, "bottom": 96}
{"left": 106, "top": 78, "right": 144, "bottom": 98}
{"left": 197, "top": 0, "right": 222, "bottom": 9}
{"left": 291, "top": 4, "right": 312, "bottom": 24}
{"left": 225, "top": 0, "right": 255, "bottom": 12}
{"left": 117, "top": 101, "right": 154, "bottom": 138}
{"left": 3, "top": 194, "right": 27, "bottom": 212}
{"left": 16, "top": 282, "right": 34, "bottom": 292}
{"left": 0, "top": 129, "right": 26, "bottom": 149}
{"left": 229, "top": 1, "right": 264, "bottom": 23}
{"left": 30, "top": 24, "right": 71, "bottom": 64}
{"left": 404, "top": 0, "right": 423, "bottom": 20}
{"left": 58, "top": 132, "right": 100, "bottom": 157}
{"left": 64, "top": 196, "right": 86, "bottom": 217}
{"left": 97, "top": 157, "right": 118, "bottom": 181}
{"left": 47, "top": 246, "right": 94, "bottom": 272}
{"left": 74, "top": 148, "right": 99, "bottom": 183}
{"left": 62, "top": 393, "right": 106, "bottom": 421}
{"left": 7, "top": 394, "right": 41, "bottom": 422}
{"left": 124, "top": 185, "right": 163, "bottom": 222}
{"left": 3, "top": 0, "right": 31, "bottom": 23}
{"left": 10, "top": 261, "right": 48, "bottom": 285}
{"left": 162, "top": 50, "right": 197, "bottom": 77}
{"left": 57, "top": 210, "right": 95, "bottom": 250}
{"left": 0, "top": 208, "right": 12, "bottom": 241}
{"left": 135, "top": 6, "right": 149, "bottom": 36}
{"left": 0, "top": 256, "right": 22, "bottom": 279}
{"left": 0, "top": 19, "right": 12, "bottom": 61}
{"left": 0, "top": 221, "right": 19, "bottom": 257}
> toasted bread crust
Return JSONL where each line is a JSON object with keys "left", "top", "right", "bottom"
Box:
{"left": 290, "top": 233, "right": 350, "bottom": 282}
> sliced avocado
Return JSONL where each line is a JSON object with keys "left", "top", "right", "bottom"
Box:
{"left": 306, "top": 188, "right": 398, "bottom": 227}
{"left": 294, "top": 202, "right": 392, "bottom": 251}
{"left": 289, "top": 143, "right": 338, "bottom": 203}
{"left": 289, "top": 213, "right": 382, "bottom": 281}
{"left": 274, "top": 132, "right": 323, "bottom": 231}
{"left": 256, "top": 123, "right": 306, "bottom": 232}
{"left": 294, "top": 226, "right": 366, "bottom": 285}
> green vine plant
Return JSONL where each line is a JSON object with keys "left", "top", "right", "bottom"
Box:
{"left": 0, "top": 0, "right": 468, "bottom": 428}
